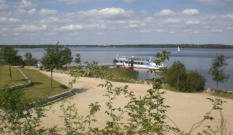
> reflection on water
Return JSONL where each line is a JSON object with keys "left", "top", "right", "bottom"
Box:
{"left": 17, "top": 47, "right": 233, "bottom": 91}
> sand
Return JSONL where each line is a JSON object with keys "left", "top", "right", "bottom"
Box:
{"left": 38, "top": 69, "right": 233, "bottom": 134}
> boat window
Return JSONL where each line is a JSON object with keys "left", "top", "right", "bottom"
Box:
{"left": 143, "top": 62, "right": 150, "bottom": 65}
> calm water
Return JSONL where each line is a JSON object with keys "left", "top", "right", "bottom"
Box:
{"left": 17, "top": 47, "right": 233, "bottom": 91}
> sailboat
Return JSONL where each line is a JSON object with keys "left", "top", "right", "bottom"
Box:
{"left": 177, "top": 46, "right": 181, "bottom": 52}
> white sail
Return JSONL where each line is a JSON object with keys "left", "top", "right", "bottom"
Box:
{"left": 178, "top": 46, "right": 181, "bottom": 52}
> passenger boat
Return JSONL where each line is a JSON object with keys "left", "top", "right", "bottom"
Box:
{"left": 113, "top": 56, "right": 165, "bottom": 70}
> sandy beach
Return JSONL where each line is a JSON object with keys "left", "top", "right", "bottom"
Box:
{"left": 39, "top": 70, "right": 233, "bottom": 134}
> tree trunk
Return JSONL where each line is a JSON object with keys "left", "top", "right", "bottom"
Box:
{"left": 50, "top": 70, "right": 53, "bottom": 88}
{"left": 216, "top": 81, "right": 218, "bottom": 90}
{"left": 9, "top": 65, "right": 12, "bottom": 80}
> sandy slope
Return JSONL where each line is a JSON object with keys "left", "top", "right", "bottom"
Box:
{"left": 38, "top": 70, "right": 233, "bottom": 134}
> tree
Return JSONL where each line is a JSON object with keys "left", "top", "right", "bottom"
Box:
{"left": 0, "top": 46, "right": 21, "bottom": 80}
{"left": 13, "top": 55, "right": 24, "bottom": 66}
{"left": 60, "top": 48, "right": 72, "bottom": 67}
{"left": 42, "top": 44, "right": 64, "bottom": 88}
{"left": 165, "top": 61, "right": 187, "bottom": 91}
{"left": 208, "top": 54, "right": 229, "bottom": 89}
{"left": 75, "top": 53, "right": 81, "bottom": 65}
{"left": 24, "top": 52, "right": 38, "bottom": 66}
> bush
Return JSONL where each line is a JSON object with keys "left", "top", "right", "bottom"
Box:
{"left": 165, "top": 61, "right": 187, "bottom": 91}
{"left": 24, "top": 52, "right": 38, "bottom": 66}
{"left": 185, "top": 70, "right": 206, "bottom": 92}
{"left": 165, "top": 61, "right": 206, "bottom": 92}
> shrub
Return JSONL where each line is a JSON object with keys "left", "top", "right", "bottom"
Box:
{"left": 165, "top": 61, "right": 187, "bottom": 91}
{"left": 185, "top": 70, "right": 206, "bottom": 92}
{"left": 165, "top": 61, "right": 206, "bottom": 92}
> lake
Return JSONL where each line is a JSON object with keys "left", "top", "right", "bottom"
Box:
{"left": 17, "top": 47, "right": 233, "bottom": 91}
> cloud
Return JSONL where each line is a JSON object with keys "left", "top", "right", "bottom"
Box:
{"left": 165, "top": 18, "right": 180, "bottom": 23}
{"left": 14, "top": 9, "right": 27, "bottom": 15}
{"left": 221, "top": 14, "right": 233, "bottom": 19}
{"left": 60, "top": 24, "right": 83, "bottom": 31}
{"left": 136, "top": 29, "right": 151, "bottom": 33}
{"left": 77, "top": 8, "right": 134, "bottom": 20}
{"left": 156, "top": 29, "right": 166, "bottom": 33}
{"left": 19, "top": 0, "right": 32, "bottom": 8}
{"left": 140, "top": 10, "right": 148, "bottom": 15}
{"left": 99, "top": 8, "right": 129, "bottom": 16}
{"left": 0, "top": 0, "right": 8, "bottom": 9}
{"left": 0, "top": 17, "right": 21, "bottom": 23}
{"left": 210, "top": 29, "right": 223, "bottom": 32}
{"left": 39, "top": 8, "right": 58, "bottom": 15}
{"left": 122, "top": 0, "right": 136, "bottom": 3}
{"left": 13, "top": 8, "right": 36, "bottom": 15}
{"left": 40, "top": 17, "right": 59, "bottom": 23}
{"left": 185, "top": 20, "right": 201, "bottom": 25}
{"left": 226, "top": 27, "right": 233, "bottom": 30}
{"left": 28, "top": 8, "right": 36, "bottom": 15}
{"left": 182, "top": 9, "right": 200, "bottom": 15}
{"left": 157, "top": 9, "right": 176, "bottom": 16}
{"left": 57, "top": 0, "right": 136, "bottom": 4}
{"left": 192, "top": 0, "right": 220, "bottom": 5}
{"left": 128, "top": 23, "right": 138, "bottom": 28}
{"left": 59, "top": 24, "right": 106, "bottom": 31}
{"left": 16, "top": 24, "right": 47, "bottom": 31}
{"left": 56, "top": 0, "right": 89, "bottom": 4}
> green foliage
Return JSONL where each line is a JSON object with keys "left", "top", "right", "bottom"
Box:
{"left": 0, "top": 46, "right": 23, "bottom": 80}
{"left": 60, "top": 102, "right": 100, "bottom": 135}
{"left": 42, "top": 43, "right": 69, "bottom": 88}
{"left": 60, "top": 47, "right": 73, "bottom": 66}
{"left": 165, "top": 61, "right": 187, "bottom": 91}
{"left": 185, "top": 71, "right": 206, "bottom": 92}
{"left": 0, "top": 88, "right": 23, "bottom": 110}
{"left": 0, "top": 46, "right": 18, "bottom": 65}
{"left": 165, "top": 61, "right": 206, "bottom": 92}
{"left": 84, "top": 61, "right": 105, "bottom": 78}
{"left": 75, "top": 53, "right": 81, "bottom": 65}
{"left": 103, "top": 67, "right": 138, "bottom": 82}
{"left": 24, "top": 52, "right": 38, "bottom": 66}
{"left": 42, "top": 45, "right": 63, "bottom": 71}
{"left": 0, "top": 88, "right": 48, "bottom": 135}
{"left": 70, "top": 61, "right": 106, "bottom": 82}
{"left": 208, "top": 54, "right": 229, "bottom": 89}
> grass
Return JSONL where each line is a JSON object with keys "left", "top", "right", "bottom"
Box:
{"left": 65, "top": 66, "right": 139, "bottom": 83}
{"left": 103, "top": 67, "right": 138, "bottom": 82}
{"left": 163, "top": 83, "right": 205, "bottom": 93}
{"left": 21, "top": 68, "right": 69, "bottom": 103}
{"left": 0, "top": 66, "right": 26, "bottom": 88}
{"left": 210, "top": 90, "right": 233, "bottom": 99}
{"left": 163, "top": 83, "right": 233, "bottom": 99}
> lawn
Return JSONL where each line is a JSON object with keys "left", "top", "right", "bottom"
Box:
{"left": 21, "top": 68, "right": 69, "bottom": 103}
{"left": 0, "top": 66, "right": 26, "bottom": 88}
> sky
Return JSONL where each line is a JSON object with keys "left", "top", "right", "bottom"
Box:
{"left": 0, "top": 0, "right": 233, "bottom": 45}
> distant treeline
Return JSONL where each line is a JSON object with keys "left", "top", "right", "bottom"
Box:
{"left": 1, "top": 44, "right": 233, "bottom": 49}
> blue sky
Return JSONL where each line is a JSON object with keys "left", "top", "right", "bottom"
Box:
{"left": 0, "top": 0, "right": 233, "bottom": 45}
